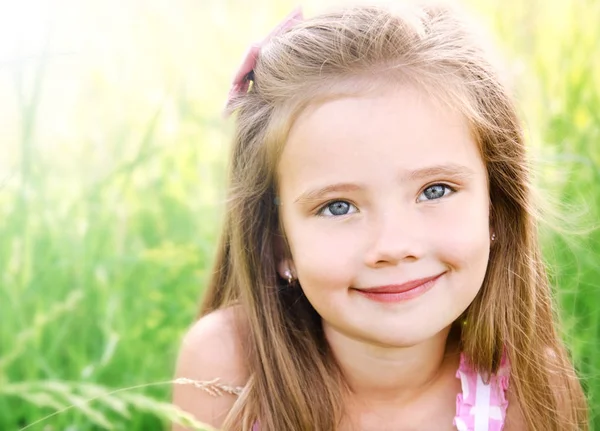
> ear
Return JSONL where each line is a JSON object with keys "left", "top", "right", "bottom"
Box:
{"left": 489, "top": 226, "right": 497, "bottom": 245}
{"left": 277, "top": 258, "right": 297, "bottom": 280}
{"left": 273, "top": 230, "right": 296, "bottom": 279}
{"left": 488, "top": 200, "right": 495, "bottom": 242}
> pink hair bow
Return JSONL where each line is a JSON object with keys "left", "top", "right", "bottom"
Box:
{"left": 224, "top": 7, "right": 303, "bottom": 115}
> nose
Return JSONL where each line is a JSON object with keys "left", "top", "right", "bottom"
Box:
{"left": 363, "top": 206, "right": 424, "bottom": 268}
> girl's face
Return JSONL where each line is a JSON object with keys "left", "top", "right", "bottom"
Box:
{"left": 277, "top": 84, "right": 491, "bottom": 347}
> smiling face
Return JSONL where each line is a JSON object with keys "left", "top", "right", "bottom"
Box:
{"left": 276, "top": 84, "right": 491, "bottom": 348}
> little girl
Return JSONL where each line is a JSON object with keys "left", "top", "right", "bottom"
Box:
{"left": 173, "top": 3, "right": 588, "bottom": 430}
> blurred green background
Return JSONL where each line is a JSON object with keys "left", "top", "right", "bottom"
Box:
{"left": 0, "top": 0, "right": 598, "bottom": 429}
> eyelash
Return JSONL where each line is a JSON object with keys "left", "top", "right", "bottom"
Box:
{"left": 315, "top": 183, "right": 457, "bottom": 217}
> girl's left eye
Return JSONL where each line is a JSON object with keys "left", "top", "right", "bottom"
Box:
{"left": 417, "top": 184, "right": 455, "bottom": 202}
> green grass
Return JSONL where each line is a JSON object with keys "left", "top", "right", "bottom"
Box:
{"left": 1, "top": 0, "right": 598, "bottom": 429}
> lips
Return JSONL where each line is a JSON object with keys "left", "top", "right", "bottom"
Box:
{"left": 352, "top": 272, "right": 445, "bottom": 303}
{"left": 355, "top": 273, "right": 444, "bottom": 294}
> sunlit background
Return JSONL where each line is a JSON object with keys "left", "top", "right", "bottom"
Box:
{"left": 1, "top": 0, "right": 599, "bottom": 429}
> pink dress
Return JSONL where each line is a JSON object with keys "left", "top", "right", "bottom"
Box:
{"left": 249, "top": 352, "right": 510, "bottom": 431}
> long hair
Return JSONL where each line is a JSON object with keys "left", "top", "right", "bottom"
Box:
{"left": 200, "top": 3, "right": 588, "bottom": 430}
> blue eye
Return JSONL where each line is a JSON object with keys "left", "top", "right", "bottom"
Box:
{"left": 417, "top": 184, "right": 454, "bottom": 202}
{"left": 317, "top": 200, "right": 358, "bottom": 217}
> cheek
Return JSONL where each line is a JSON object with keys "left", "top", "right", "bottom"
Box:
{"left": 286, "top": 221, "right": 360, "bottom": 289}
{"left": 438, "top": 227, "right": 490, "bottom": 269}
{"left": 434, "top": 197, "right": 490, "bottom": 274}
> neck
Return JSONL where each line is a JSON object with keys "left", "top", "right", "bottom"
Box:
{"left": 325, "top": 324, "right": 460, "bottom": 406}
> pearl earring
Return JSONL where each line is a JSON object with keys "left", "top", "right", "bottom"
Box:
{"left": 284, "top": 269, "right": 294, "bottom": 285}
{"left": 491, "top": 233, "right": 497, "bottom": 241}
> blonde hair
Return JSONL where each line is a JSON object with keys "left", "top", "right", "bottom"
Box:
{"left": 201, "top": 2, "right": 588, "bottom": 430}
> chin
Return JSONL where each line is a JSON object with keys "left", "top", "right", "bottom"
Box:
{"left": 357, "top": 323, "right": 452, "bottom": 349}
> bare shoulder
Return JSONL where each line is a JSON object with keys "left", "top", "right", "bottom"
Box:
{"left": 172, "top": 306, "right": 248, "bottom": 430}
{"left": 504, "top": 387, "right": 527, "bottom": 431}
{"left": 504, "top": 347, "right": 581, "bottom": 431}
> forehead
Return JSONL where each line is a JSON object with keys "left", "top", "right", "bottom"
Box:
{"left": 277, "top": 84, "right": 485, "bottom": 193}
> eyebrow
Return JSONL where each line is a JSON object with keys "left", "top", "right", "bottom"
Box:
{"left": 293, "top": 164, "right": 475, "bottom": 204}
{"left": 401, "top": 163, "right": 476, "bottom": 182}
{"left": 294, "top": 183, "right": 362, "bottom": 204}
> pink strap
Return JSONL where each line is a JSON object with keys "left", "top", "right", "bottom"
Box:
{"left": 453, "top": 353, "right": 510, "bottom": 431}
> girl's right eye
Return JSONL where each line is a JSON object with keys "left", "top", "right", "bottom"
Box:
{"left": 317, "top": 200, "right": 358, "bottom": 217}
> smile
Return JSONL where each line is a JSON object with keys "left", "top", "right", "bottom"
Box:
{"left": 352, "top": 272, "right": 445, "bottom": 303}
